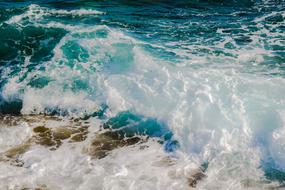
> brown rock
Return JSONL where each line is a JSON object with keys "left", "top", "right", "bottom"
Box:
{"left": 87, "top": 131, "right": 143, "bottom": 159}
{"left": 52, "top": 127, "right": 72, "bottom": 140}
{"left": 4, "top": 140, "right": 32, "bottom": 158}
{"left": 70, "top": 133, "right": 87, "bottom": 142}
{"left": 187, "top": 169, "right": 206, "bottom": 188}
{"left": 33, "top": 126, "right": 50, "bottom": 133}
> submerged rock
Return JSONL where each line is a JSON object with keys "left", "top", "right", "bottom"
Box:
{"left": 87, "top": 131, "right": 144, "bottom": 159}
{"left": 0, "top": 141, "right": 32, "bottom": 167}
{"left": 84, "top": 111, "right": 175, "bottom": 159}
{"left": 70, "top": 133, "right": 87, "bottom": 142}
{"left": 4, "top": 141, "right": 32, "bottom": 158}
{"left": 0, "top": 115, "right": 89, "bottom": 166}
{"left": 33, "top": 126, "right": 50, "bottom": 133}
{"left": 0, "top": 114, "right": 63, "bottom": 127}
{"left": 33, "top": 126, "right": 60, "bottom": 147}
{"left": 0, "top": 113, "right": 202, "bottom": 189}
{"left": 85, "top": 111, "right": 178, "bottom": 159}
{"left": 32, "top": 125, "right": 88, "bottom": 148}
{"left": 52, "top": 127, "right": 73, "bottom": 140}
{"left": 187, "top": 168, "right": 207, "bottom": 188}
{"left": 0, "top": 111, "right": 179, "bottom": 184}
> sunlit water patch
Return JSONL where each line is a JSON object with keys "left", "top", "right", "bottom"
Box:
{"left": 1, "top": 1, "right": 285, "bottom": 189}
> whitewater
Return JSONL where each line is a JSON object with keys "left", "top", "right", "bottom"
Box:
{"left": 0, "top": 1, "right": 285, "bottom": 189}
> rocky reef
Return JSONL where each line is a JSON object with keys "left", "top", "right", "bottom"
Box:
{"left": 0, "top": 113, "right": 208, "bottom": 189}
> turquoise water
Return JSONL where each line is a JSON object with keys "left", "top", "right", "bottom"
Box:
{"left": 1, "top": 1, "right": 285, "bottom": 189}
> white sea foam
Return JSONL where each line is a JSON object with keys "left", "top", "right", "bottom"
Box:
{"left": 1, "top": 4, "right": 285, "bottom": 190}
{"left": 6, "top": 4, "right": 103, "bottom": 25}
{"left": 0, "top": 116, "right": 196, "bottom": 190}
{"left": 0, "top": 122, "right": 32, "bottom": 152}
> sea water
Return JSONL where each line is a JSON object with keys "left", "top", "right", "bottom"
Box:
{"left": 0, "top": 0, "right": 285, "bottom": 189}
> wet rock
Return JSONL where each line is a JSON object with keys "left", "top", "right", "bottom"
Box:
{"left": 187, "top": 169, "right": 207, "bottom": 188}
{"left": 139, "top": 145, "right": 149, "bottom": 150}
{"left": 1, "top": 125, "right": 89, "bottom": 165}
{"left": 33, "top": 126, "right": 59, "bottom": 148}
{"left": 70, "top": 133, "right": 87, "bottom": 142}
{"left": 32, "top": 125, "right": 89, "bottom": 148}
{"left": 87, "top": 131, "right": 143, "bottom": 159}
{"left": 0, "top": 114, "right": 21, "bottom": 126}
{"left": 69, "top": 126, "right": 88, "bottom": 142}
{"left": 52, "top": 127, "right": 73, "bottom": 140}
{"left": 0, "top": 114, "right": 63, "bottom": 127}
{"left": 1, "top": 140, "right": 32, "bottom": 167}
{"left": 0, "top": 114, "right": 91, "bottom": 167}
{"left": 33, "top": 126, "right": 50, "bottom": 133}
{"left": 4, "top": 141, "right": 32, "bottom": 158}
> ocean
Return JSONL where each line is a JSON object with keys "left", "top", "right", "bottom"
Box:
{"left": 0, "top": 0, "right": 285, "bottom": 189}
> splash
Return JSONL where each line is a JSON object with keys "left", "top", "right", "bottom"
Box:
{"left": 1, "top": 1, "right": 285, "bottom": 189}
